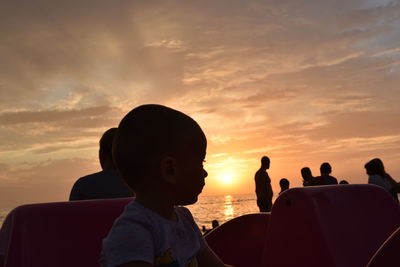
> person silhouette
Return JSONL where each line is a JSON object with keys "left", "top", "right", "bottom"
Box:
{"left": 254, "top": 156, "right": 273, "bottom": 212}
{"left": 101, "top": 104, "right": 231, "bottom": 266}
{"left": 366, "top": 158, "right": 398, "bottom": 202}
{"left": 339, "top": 180, "right": 349, "bottom": 184}
{"left": 212, "top": 220, "right": 220, "bottom": 229}
{"left": 301, "top": 167, "right": 315, "bottom": 186}
{"left": 279, "top": 178, "right": 290, "bottom": 194}
{"left": 314, "top": 162, "right": 338, "bottom": 185}
{"left": 204, "top": 220, "right": 220, "bottom": 235}
{"left": 69, "top": 128, "right": 134, "bottom": 200}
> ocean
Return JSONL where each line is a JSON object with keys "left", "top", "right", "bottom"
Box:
{"left": 0, "top": 194, "right": 276, "bottom": 230}
{"left": 189, "top": 194, "right": 261, "bottom": 230}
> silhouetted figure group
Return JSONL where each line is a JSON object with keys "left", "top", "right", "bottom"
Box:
{"left": 3, "top": 103, "right": 399, "bottom": 267}
{"left": 301, "top": 162, "right": 339, "bottom": 186}
{"left": 254, "top": 155, "right": 399, "bottom": 213}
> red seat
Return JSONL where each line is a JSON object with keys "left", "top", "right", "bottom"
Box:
{"left": 367, "top": 226, "right": 400, "bottom": 267}
{"left": 205, "top": 213, "right": 270, "bottom": 267}
{"left": 1, "top": 198, "right": 132, "bottom": 267}
{"left": 261, "top": 185, "right": 400, "bottom": 267}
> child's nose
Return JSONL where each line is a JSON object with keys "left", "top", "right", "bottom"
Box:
{"left": 203, "top": 169, "right": 208, "bottom": 178}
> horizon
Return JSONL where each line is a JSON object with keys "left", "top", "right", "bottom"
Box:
{"left": 1, "top": 0, "right": 400, "bottom": 209}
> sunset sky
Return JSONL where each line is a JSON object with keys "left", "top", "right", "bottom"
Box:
{"left": 1, "top": 0, "right": 400, "bottom": 208}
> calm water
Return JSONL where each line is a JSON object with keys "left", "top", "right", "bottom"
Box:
{"left": 189, "top": 194, "right": 260, "bottom": 229}
{"left": 0, "top": 194, "right": 278, "bottom": 229}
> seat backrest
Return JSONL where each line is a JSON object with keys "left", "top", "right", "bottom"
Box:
{"left": 367, "top": 225, "right": 400, "bottom": 267}
{"left": 261, "top": 185, "right": 400, "bottom": 267}
{"left": 205, "top": 213, "right": 270, "bottom": 267}
{"left": 3, "top": 198, "right": 132, "bottom": 267}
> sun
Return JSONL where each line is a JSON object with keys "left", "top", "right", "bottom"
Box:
{"left": 220, "top": 172, "right": 235, "bottom": 184}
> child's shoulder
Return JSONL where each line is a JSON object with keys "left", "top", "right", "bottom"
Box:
{"left": 174, "top": 206, "right": 198, "bottom": 225}
{"left": 174, "top": 206, "right": 192, "bottom": 217}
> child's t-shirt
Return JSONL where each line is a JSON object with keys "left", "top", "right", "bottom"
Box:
{"left": 100, "top": 200, "right": 206, "bottom": 267}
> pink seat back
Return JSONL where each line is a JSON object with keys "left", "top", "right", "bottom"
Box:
{"left": 262, "top": 185, "right": 400, "bottom": 267}
{"left": 3, "top": 198, "right": 132, "bottom": 267}
{"left": 205, "top": 213, "right": 270, "bottom": 267}
{"left": 367, "top": 226, "right": 400, "bottom": 267}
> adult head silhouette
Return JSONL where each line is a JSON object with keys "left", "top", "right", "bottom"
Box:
{"left": 69, "top": 127, "right": 134, "bottom": 201}
{"left": 99, "top": 128, "right": 118, "bottom": 170}
{"left": 320, "top": 162, "right": 332, "bottom": 176}
{"left": 301, "top": 167, "right": 315, "bottom": 186}
{"left": 261, "top": 156, "right": 270, "bottom": 170}
{"left": 315, "top": 162, "right": 338, "bottom": 185}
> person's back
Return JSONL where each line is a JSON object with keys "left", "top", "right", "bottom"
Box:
{"left": 69, "top": 128, "right": 134, "bottom": 200}
{"left": 101, "top": 105, "right": 231, "bottom": 267}
{"left": 69, "top": 168, "right": 132, "bottom": 200}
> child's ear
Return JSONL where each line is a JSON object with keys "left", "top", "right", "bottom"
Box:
{"left": 160, "top": 156, "right": 177, "bottom": 184}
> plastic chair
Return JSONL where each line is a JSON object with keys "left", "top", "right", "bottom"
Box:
{"left": 261, "top": 184, "right": 400, "bottom": 267}
{"left": 367, "top": 226, "right": 400, "bottom": 267}
{"left": 2, "top": 198, "right": 132, "bottom": 267}
{"left": 205, "top": 213, "right": 270, "bottom": 267}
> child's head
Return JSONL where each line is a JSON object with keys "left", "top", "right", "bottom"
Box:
{"left": 279, "top": 178, "right": 289, "bottom": 191}
{"left": 113, "top": 104, "right": 207, "bottom": 205}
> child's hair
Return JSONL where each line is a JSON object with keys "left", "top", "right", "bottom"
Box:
{"left": 112, "top": 104, "right": 204, "bottom": 190}
{"left": 279, "top": 178, "right": 289, "bottom": 188}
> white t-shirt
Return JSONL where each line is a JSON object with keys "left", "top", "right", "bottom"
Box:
{"left": 101, "top": 201, "right": 206, "bottom": 267}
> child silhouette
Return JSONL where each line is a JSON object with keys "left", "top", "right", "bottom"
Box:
{"left": 101, "top": 105, "right": 232, "bottom": 267}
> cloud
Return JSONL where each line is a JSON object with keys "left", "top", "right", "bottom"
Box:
{"left": 0, "top": 158, "right": 98, "bottom": 208}
{"left": 0, "top": 0, "right": 192, "bottom": 110}
{"left": 0, "top": 106, "right": 117, "bottom": 125}
{"left": 0, "top": 0, "right": 400, "bottom": 205}
{"left": 0, "top": 105, "right": 123, "bottom": 155}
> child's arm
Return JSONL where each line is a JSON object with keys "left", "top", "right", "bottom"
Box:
{"left": 197, "top": 245, "right": 235, "bottom": 267}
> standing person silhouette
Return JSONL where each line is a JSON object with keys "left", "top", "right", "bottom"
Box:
{"left": 69, "top": 128, "right": 134, "bottom": 200}
{"left": 254, "top": 156, "right": 273, "bottom": 212}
